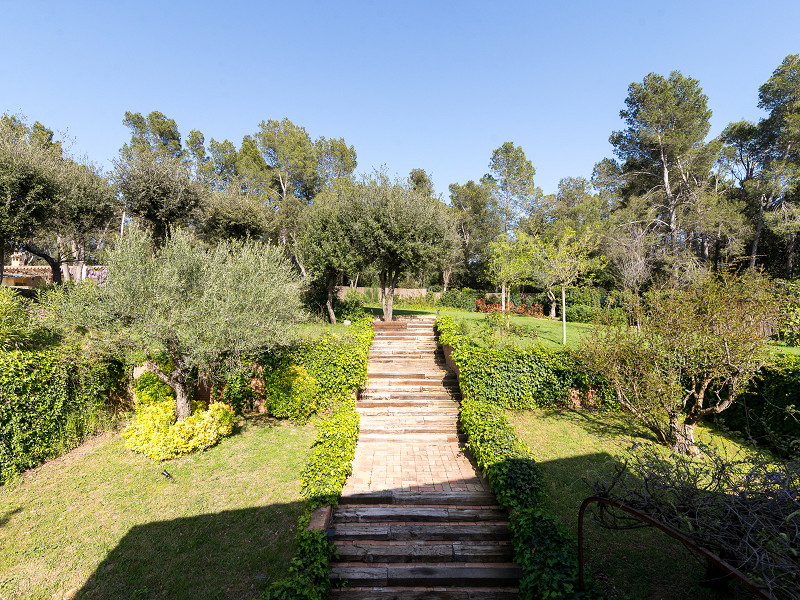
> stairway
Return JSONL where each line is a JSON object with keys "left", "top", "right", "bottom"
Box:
{"left": 328, "top": 316, "right": 520, "bottom": 599}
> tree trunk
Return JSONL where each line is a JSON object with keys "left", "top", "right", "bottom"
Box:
{"left": 23, "top": 244, "right": 62, "bottom": 285}
{"left": 0, "top": 239, "right": 4, "bottom": 284}
{"left": 546, "top": 288, "right": 556, "bottom": 319}
{"left": 670, "top": 414, "right": 700, "bottom": 456}
{"left": 561, "top": 284, "right": 567, "bottom": 345}
{"left": 144, "top": 358, "right": 192, "bottom": 421}
{"left": 749, "top": 195, "right": 766, "bottom": 268}
{"left": 786, "top": 233, "right": 796, "bottom": 280}
{"left": 443, "top": 267, "right": 451, "bottom": 292}
{"left": 326, "top": 270, "right": 337, "bottom": 325}
{"left": 379, "top": 271, "right": 387, "bottom": 319}
{"left": 501, "top": 282, "right": 506, "bottom": 311}
{"left": 381, "top": 269, "right": 396, "bottom": 321}
{"left": 175, "top": 382, "right": 191, "bottom": 420}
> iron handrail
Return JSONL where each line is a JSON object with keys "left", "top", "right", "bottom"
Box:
{"left": 577, "top": 495, "right": 774, "bottom": 600}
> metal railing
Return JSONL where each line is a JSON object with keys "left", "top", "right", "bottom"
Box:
{"left": 577, "top": 495, "right": 774, "bottom": 600}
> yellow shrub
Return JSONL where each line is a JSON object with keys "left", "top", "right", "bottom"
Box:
{"left": 123, "top": 400, "right": 235, "bottom": 461}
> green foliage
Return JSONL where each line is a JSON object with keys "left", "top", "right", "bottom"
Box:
{"left": 263, "top": 318, "right": 373, "bottom": 597}
{"left": 438, "top": 287, "right": 484, "bottom": 311}
{"left": 124, "top": 372, "right": 235, "bottom": 460}
{"left": 723, "top": 354, "right": 800, "bottom": 457}
{"left": 437, "top": 315, "right": 601, "bottom": 409}
{"left": 0, "top": 345, "right": 125, "bottom": 483}
{"left": 216, "top": 370, "right": 253, "bottom": 414}
{"left": 0, "top": 287, "right": 32, "bottom": 350}
{"left": 300, "top": 396, "right": 360, "bottom": 507}
{"left": 436, "top": 315, "right": 606, "bottom": 599}
{"left": 336, "top": 292, "right": 365, "bottom": 321}
{"left": 564, "top": 304, "right": 598, "bottom": 323}
{"left": 261, "top": 526, "right": 335, "bottom": 600}
{"left": 264, "top": 365, "right": 320, "bottom": 422}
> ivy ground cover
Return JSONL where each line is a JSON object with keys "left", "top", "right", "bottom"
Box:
{"left": 0, "top": 418, "right": 314, "bottom": 600}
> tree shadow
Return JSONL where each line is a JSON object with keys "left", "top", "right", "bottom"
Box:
{"left": 73, "top": 502, "right": 305, "bottom": 600}
{"left": 538, "top": 407, "right": 658, "bottom": 445}
{"left": 0, "top": 507, "right": 21, "bottom": 527}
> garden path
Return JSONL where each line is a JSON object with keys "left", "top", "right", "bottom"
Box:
{"left": 328, "top": 315, "right": 521, "bottom": 599}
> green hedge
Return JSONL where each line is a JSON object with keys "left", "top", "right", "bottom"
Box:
{"left": 263, "top": 316, "right": 374, "bottom": 599}
{"left": 439, "top": 317, "right": 606, "bottom": 409}
{"left": 0, "top": 345, "right": 126, "bottom": 484}
{"left": 436, "top": 315, "right": 607, "bottom": 600}
{"left": 722, "top": 353, "right": 800, "bottom": 457}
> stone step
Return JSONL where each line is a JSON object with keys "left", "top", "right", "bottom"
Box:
{"left": 333, "top": 506, "right": 508, "bottom": 523}
{"left": 360, "top": 390, "right": 458, "bottom": 400}
{"left": 329, "top": 587, "right": 519, "bottom": 600}
{"left": 333, "top": 541, "right": 515, "bottom": 563}
{"left": 358, "top": 427, "right": 456, "bottom": 436}
{"left": 358, "top": 415, "right": 456, "bottom": 425}
{"left": 339, "top": 490, "right": 498, "bottom": 506}
{"left": 331, "top": 523, "right": 512, "bottom": 542}
{"left": 329, "top": 564, "right": 522, "bottom": 587}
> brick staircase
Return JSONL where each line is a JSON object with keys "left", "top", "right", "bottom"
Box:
{"left": 328, "top": 316, "right": 520, "bottom": 599}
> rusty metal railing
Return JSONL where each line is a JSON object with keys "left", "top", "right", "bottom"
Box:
{"left": 577, "top": 495, "right": 774, "bottom": 600}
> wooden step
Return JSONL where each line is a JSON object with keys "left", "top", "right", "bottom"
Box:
{"left": 333, "top": 541, "right": 515, "bottom": 563}
{"left": 332, "top": 523, "right": 511, "bottom": 542}
{"left": 339, "top": 490, "right": 498, "bottom": 506}
{"left": 329, "top": 588, "right": 519, "bottom": 600}
{"left": 333, "top": 506, "right": 508, "bottom": 523}
{"left": 329, "top": 564, "right": 522, "bottom": 587}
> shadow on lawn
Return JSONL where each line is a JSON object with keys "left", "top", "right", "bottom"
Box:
{"left": 74, "top": 501, "right": 304, "bottom": 600}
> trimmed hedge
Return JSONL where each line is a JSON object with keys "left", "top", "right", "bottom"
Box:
{"left": 436, "top": 315, "right": 607, "bottom": 600}
{"left": 263, "top": 316, "right": 374, "bottom": 599}
{"left": 439, "top": 317, "right": 606, "bottom": 410}
{"left": 0, "top": 345, "right": 126, "bottom": 484}
{"left": 722, "top": 353, "right": 800, "bottom": 457}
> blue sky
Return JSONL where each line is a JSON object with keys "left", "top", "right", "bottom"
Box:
{"left": 2, "top": 0, "right": 799, "bottom": 197}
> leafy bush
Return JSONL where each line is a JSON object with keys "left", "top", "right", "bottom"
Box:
{"left": 123, "top": 377, "right": 235, "bottom": 461}
{"left": 0, "top": 287, "right": 31, "bottom": 350}
{"left": 723, "top": 354, "right": 800, "bottom": 457}
{"left": 215, "top": 370, "right": 254, "bottom": 413}
{"left": 0, "top": 345, "right": 126, "bottom": 483}
{"left": 336, "top": 291, "right": 365, "bottom": 321}
{"left": 565, "top": 304, "right": 597, "bottom": 323}
{"left": 436, "top": 315, "right": 607, "bottom": 599}
{"left": 264, "top": 365, "right": 320, "bottom": 422}
{"left": 262, "top": 525, "right": 334, "bottom": 600}
{"left": 300, "top": 395, "right": 360, "bottom": 507}
{"left": 262, "top": 317, "right": 373, "bottom": 598}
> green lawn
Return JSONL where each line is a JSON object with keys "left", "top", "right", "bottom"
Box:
{"left": 509, "top": 408, "right": 755, "bottom": 600}
{"left": 365, "top": 305, "right": 593, "bottom": 348}
{"left": 0, "top": 416, "right": 315, "bottom": 600}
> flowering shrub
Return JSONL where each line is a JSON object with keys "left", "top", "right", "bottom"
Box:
{"left": 476, "top": 297, "right": 544, "bottom": 317}
{"left": 124, "top": 371, "right": 235, "bottom": 461}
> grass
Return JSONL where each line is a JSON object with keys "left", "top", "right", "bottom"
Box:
{"left": 364, "top": 304, "right": 594, "bottom": 348}
{"left": 509, "top": 408, "right": 756, "bottom": 600}
{"left": 0, "top": 416, "right": 315, "bottom": 600}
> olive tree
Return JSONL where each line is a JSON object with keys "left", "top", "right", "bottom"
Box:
{"left": 580, "top": 269, "right": 777, "bottom": 455}
{"left": 47, "top": 228, "right": 304, "bottom": 419}
{"left": 352, "top": 173, "right": 458, "bottom": 321}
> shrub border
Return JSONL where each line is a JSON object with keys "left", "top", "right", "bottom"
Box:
{"left": 262, "top": 316, "right": 374, "bottom": 599}
{"left": 436, "top": 315, "right": 606, "bottom": 600}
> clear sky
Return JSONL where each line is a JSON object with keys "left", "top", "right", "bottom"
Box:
{"left": 2, "top": 0, "right": 799, "bottom": 198}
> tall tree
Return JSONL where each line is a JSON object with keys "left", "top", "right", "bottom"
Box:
{"left": 449, "top": 178, "right": 499, "bottom": 286}
{"left": 0, "top": 116, "right": 60, "bottom": 282}
{"left": 47, "top": 228, "right": 304, "bottom": 420}
{"left": 408, "top": 168, "right": 435, "bottom": 197}
{"left": 487, "top": 142, "right": 536, "bottom": 237}
{"left": 609, "top": 71, "right": 713, "bottom": 252}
